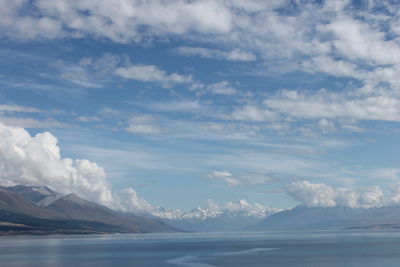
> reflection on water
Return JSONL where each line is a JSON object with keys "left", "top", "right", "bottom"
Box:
{"left": 1, "top": 230, "right": 400, "bottom": 266}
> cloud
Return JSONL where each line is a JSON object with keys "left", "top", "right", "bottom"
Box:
{"left": 125, "top": 114, "right": 163, "bottom": 134}
{"left": 76, "top": 116, "right": 101, "bottom": 123}
{"left": 286, "top": 180, "right": 384, "bottom": 209}
{"left": 3, "top": 1, "right": 400, "bottom": 95}
{"left": 0, "top": 104, "right": 43, "bottom": 113}
{"left": 115, "top": 64, "right": 192, "bottom": 87}
{"left": 0, "top": 104, "right": 69, "bottom": 129}
{"left": 264, "top": 90, "right": 400, "bottom": 122}
{"left": 323, "top": 16, "right": 400, "bottom": 66}
{"left": 0, "top": 123, "right": 154, "bottom": 213}
{"left": 177, "top": 46, "right": 256, "bottom": 61}
{"left": 0, "top": 116, "right": 68, "bottom": 129}
{"left": 144, "top": 100, "right": 203, "bottom": 112}
{"left": 206, "top": 199, "right": 279, "bottom": 216}
{"left": 225, "top": 89, "right": 400, "bottom": 125}
{"left": 389, "top": 183, "right": 400, "bottom": 205}
{"left": 189, "top": 81, "right": 239, "bottom": 96}
{"left": 1, "top": 0, "right": 232, "bottom": 42}
{"left": 370, "top": 168, "right": 400, "bottom": 180}
{"left": 207, "top": 81, "right": 237, "bottom": 95}
{"left": 228, "top": 105, "right": 277, "bottom": 122}
{"left": 208, "top": 170, "right": 277, "bottom": 186}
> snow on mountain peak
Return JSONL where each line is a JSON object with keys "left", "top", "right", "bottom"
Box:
{"left": 149, "top": 199, "right": 281, "bottom": 221}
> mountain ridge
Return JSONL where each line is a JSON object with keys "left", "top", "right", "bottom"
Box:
{"left": 248, "top": 204, "right": 400, "bottom": 230}
{"left": 0, "top": 185, "right": 177, "bottom": 235}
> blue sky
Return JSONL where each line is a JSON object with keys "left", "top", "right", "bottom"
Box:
{"left": 1, "top": 0, "right": 400, "bottom": 211}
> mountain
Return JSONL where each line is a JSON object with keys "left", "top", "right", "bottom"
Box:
{"left": 152, "top": 200, "right": 280, "bottom": 232}
{"left": 7, "top": 185, "right": 61, "bottom": 207}
{"left": 47, "top": 193, "right": 176, "bottom": 233}
{"left": 248, "top": 205, "right": 400, "bottom": 230}
{"left": 0, "top": 187, "right": 62, "bottom": 219}
{"left": 0, "top": 185, "right": 176, "bottom": 235}
{"left": 248, "top": 206, "right": 365, "bottom": 230}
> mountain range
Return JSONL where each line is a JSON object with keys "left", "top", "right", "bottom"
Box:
{"left": 249, "top": 205, "right": 400, "bottom": 230}
{"left": 152, "top": 201, "right": 280, "bottom": 232}
{"left": 4, "top": 184, "right": 400, "bottom": 235}
{"left": 0, "top": 185, "right": 176, "bottom": 235}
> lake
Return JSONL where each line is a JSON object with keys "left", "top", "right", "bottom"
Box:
{"left": 1, "top": 230, "right": 400, "bottom": 266}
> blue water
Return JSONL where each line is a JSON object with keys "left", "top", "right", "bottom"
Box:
{"left": 1, "top": 230, "right": 400, "bottom": 266}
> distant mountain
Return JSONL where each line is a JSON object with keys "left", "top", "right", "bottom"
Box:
{"left": 47, "top": 193, "right": 176, "bottom": 233}
{"left": 0, "top": 187, "right": 62, "bottom": 219}
{"left": 0, "top": 185, "right": 177, "bottom": 235}
{"left": 153, "top": 200, "right": 280, "bottom": 232}
{"left": 7, "top": 185, "right": 61, "bottom": 207}
{"left": 248, "top": 205, "right": 400, "bottom": 230}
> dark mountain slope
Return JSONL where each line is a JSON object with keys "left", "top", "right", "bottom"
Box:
{"left": 7, "top": 185, "right": 61, "bottom": 207}
{"left": 47, "top": 193, "right": 176, "bottom": 233}
{"left": 0, "top": 187, "right": 62, "bottom": 219}
{"left": 248, "top": 206, "right": 365, "bottom": 230}
{"left": 0, "top": 186, "right": 177, "bottom": 234}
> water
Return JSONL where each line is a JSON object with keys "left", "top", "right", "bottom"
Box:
{"left": 1, "top": 230, "right": 400, "bottom": 266}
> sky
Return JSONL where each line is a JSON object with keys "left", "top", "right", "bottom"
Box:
{"left": 1, "top": 0, "right": 400, "bottom": 213}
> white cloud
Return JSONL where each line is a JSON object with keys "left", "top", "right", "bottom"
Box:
{"left": 286, "top": 180, "right": 384, "bottom": 209}
{"left": 264, "top": 90, "right": 400, "bottom": 122}
{"left": 207, "top": 81, "right": 237, "bottom": 95}
{"left": 229, "top": 105, "right": 277, "bottom": 122}
{"left": 115, "top": 64, "right": 192, "bottom": 87}
{"left": 390, "top": 183, "right": 400, "bottom": 204}
{"left": 0, "top": 123, "right": 155, "bottom": 213}
{"left": 144, "top": 100, "right": 203, "bottom": 112}
{"left": 2, "top": 0, "right": 232, "bottom": 42}
{"left": 76, "top": 116, "right": 101, "bottom": 123}
{"left": 125, "top": 114, "right": 163, "bottom": 134}
{"left": 324, "top": 16, "right": 400, "bottom": 66}
{"left": 208, "top": 170, "right": 276, "bottom": 186}
{"left": 177, "top": 46, "right": 256, "bottom": 61}
{"left": 370, "top": 168, "right": 400, "bottom": 180}
{"left": 112, "top": 188, "right": 155, "bottom": 213}
{"left": 223, "top": 89, "right": 400, "bottom": 125}
{"left": 3, "top": 1, "right": 400, "bottom": 95}
{"left": 0, "top": 104, "right": 42, "bottom": 113}
{"left": 206, "top": 199, "right": 279, "bottom": 216}
{"left": 0, "top": 116, "right": 68, "bottom": 129}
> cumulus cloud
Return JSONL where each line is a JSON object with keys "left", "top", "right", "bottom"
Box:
{"left": 286, "top": 180, "right": 384, "bottom": 209}
{"left": 177, "top": 46, "right": 256, "bottom": 61}
{"left": 115, "top": 64, "right": 192, "bottom": 87}
{"left": 208, "top": 170, "right": 277, "bottom": 186}
{"left": 0, "top": 123, "right": 154, "bottom": 213}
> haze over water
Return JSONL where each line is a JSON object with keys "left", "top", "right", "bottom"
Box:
{"left": 1, "top": 231, "right": 400, "bottom": 267}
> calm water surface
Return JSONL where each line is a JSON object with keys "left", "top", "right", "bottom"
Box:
{"left": 1, "top": 230, "right": 400, "bottom": 266}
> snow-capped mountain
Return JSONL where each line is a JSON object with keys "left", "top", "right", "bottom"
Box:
{"left": 149, "top": 199, "right": 281, "bottom": 232}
